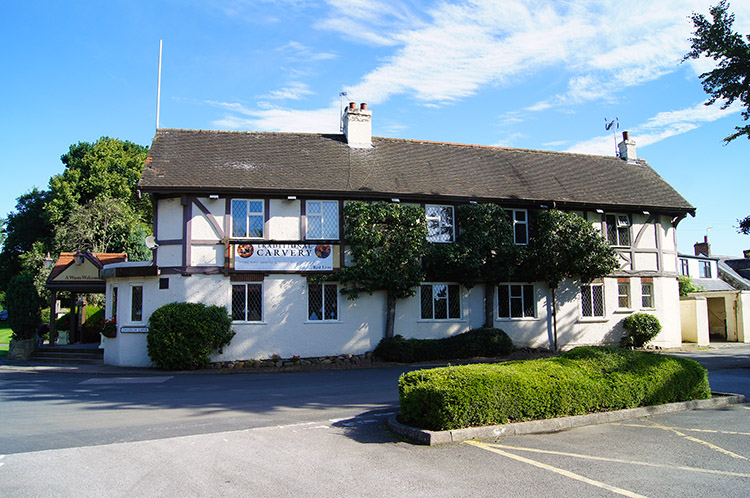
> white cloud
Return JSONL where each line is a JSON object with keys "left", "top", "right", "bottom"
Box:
{"left": 565, "top": 101, "right": 743, "bottom": 155}
{"left": 208, "top": 101, "right": 341, "bottom": 133}
{"left": 258, "top": 82, "right": 315, "bottom": 100}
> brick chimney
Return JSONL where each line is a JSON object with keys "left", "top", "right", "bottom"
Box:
{"left": 694, "top": 236, "right": 711, "bottom": 257}
{"left": 618, "top": 131, "right": 637, "bottom": 163}
{"left": 343, "top": 102, "right": 372, "bottom": 148}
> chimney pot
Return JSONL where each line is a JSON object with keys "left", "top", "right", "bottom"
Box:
{"left": 622, "top": 131, "right": 629, "bottom": 141}
{"left": 348, "top": 101, "right": 356, "bottom": 110}
{"left": 360, "top": 103, "right": 367, "bottom": 110}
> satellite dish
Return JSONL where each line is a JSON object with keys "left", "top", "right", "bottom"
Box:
{"left": 145, "top": 236, "right": 159, "bottom": 249}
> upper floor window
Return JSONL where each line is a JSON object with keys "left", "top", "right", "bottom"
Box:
{"left": 605, "top": 214, "right": 631, "bottom": 247}
{"left": 232, "top": 283, "right": 263, "bottom": 322}
{"left": 509, "top": 209, "right": 528, "bottom": 245}
{"left": 699, "top": 260, "right": 712, "bottom": 278}
{"left": 308, "top": 283, "right": 338, "bottom": 321}
{"left": 426, "top": 205, "right": 455, "bottom": 243}
{"left": 497, "top": 284, "right": 535, "bottom": 319}
{"left": 231, "top": 199, "right": 264, "bottom": 238}
{"left": 306, "top": 201, "right": 339, "bottom": 240}
{"left": 581, "top": 283, "right": 605, "bottom": 318}
{"left": 680, "top": 258, "right": 690, "bottom": 276}
{"left": 420, "top": 283, "right": 461, "bottom": 320}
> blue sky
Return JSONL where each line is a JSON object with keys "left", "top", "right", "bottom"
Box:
{"left": 2, "top": 0, "right": 749, "bottom": 257}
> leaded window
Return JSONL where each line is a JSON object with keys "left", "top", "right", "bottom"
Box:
{"left": 308, "top": 283, "right": 338, "bottom": 321}
{"left": 605, "top": 214, "right": 631, "bottom": 247}
{"left": 641, "top": 282, "right": 654, "bottom": 308}
{"left": 617, "top": 281, "right": 631, "bottom": 309}
{"left": 231, "top": 199, "right": 265, "bottom": 238}
{"left": 131, "top": 286, "right": 143, "bottom": 322}
{"left": 111, "top": 287, "right": 118, "bottom": 322}
{"left": 426, "top": 205, "right": 455, "bottom": 243}
{"left": 498, "top": 284, "right": 535, "bottom": 319}
{"left": 510, "top": 209, "right": 528, "bottom": 245}
{"left": 306, "top": 201, "right": 339, "bottom": 239}
{"left": 581, "top": 283, "right": 605, "bottom": 317}
{"left": 420, "top": 283, "right": 461, "bottom": 320}
{"left": 232, "top": 283, "right": 263, "bottom": 322}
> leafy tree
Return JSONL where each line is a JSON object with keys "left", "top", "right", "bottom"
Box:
{"left": 47, "top": 137, "right": 150, "bottom": 229}
{"left": 339, "top": 201, "right": 427, "bottom": 338}
{"left": 684, "top": 1, "right": 750, "bottom": 143}
{"left": 0, "top": 189, "right": 53, "bottom": 294}
{"left": 6, "top": 272, "right": 42, "bottom": 340}
{"left": 54, "top": 198, "right": 151, "bottom": 259}
{"left": 526, "top": 210, "right": 619, "bottom": 350}
{"left": 738, "top": 215, "right": 750, "bottom": 235}
{"left": 423, "top": 204, "right": 518, "bottom": 327}
{"left": 679, "top": 275, "right": 706, "bottom": 296}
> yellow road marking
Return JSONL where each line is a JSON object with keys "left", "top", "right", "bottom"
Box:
{"left": 623, "top": 423, "right": 750, "bottom": 437}
{"left": 623, "top": 423, "right": 748, "bottom": 461}
{"left": 470, "top": 441, "right": 750, "bottom": 479}
{"left": 466, "top": 441, "right": 648, "bottom": 498}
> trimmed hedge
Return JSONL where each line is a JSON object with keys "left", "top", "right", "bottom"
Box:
{"left": 374, "top": 328, "right": 513, "bottom": 363}
{"left": 398, "top": 346, "right": 711, "bottom": 431}
{"left": 621, "top": 313, "right": 661, "bottom": 348}
{"left": 147, "top": 302, "right": 234, "bottom": 370}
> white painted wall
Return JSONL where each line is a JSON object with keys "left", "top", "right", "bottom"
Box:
{"left": 680, "top": 296, "right": 710, "bottom": 345}
{"left": 269, "top": 199, "right": 300, "bottom": 240}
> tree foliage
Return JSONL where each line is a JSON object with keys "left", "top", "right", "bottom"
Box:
{"left": 684, "top": 1, "right": 750, "bottom": 142}
{"left": 47, "top": 138, "right": 151, "bottom": 227}
{"left": 6, "top": 272, "right": 42, "bottom": 340}
{"left": 526, "top": 210, "right": 619, "bottom": 290}
{"left": 738, "top": 215, "right": 750, "bottom": 235}
{"left": 339, "top": 201, "right": 427, "bottom": 300}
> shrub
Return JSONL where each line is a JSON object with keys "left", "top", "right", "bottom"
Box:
{"left": 6, "top": 273, "right": 41, "bottom": 340}
{"left": 398, "top": 346, "right": 710, "bottom": 431}
{"left": 374, "top": 327, "right": 513, "bottom": 362}
{"left": 55, "top": 305, "right": 103, "bottom": 342}
{"left": 679, "top": 275, "right": 704, "bottom": 297}
{"left": 147, "top": 302, "right": 234, "bottom": 370}
{"left": 620, "top": 313, "right": 662, "bottom": 348}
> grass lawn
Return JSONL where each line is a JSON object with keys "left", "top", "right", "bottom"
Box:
{"left": 0, "top": 325, "right": 12, "bottom": 357}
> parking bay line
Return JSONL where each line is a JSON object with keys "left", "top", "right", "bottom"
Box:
{"left": 78, "top": 376, "right": 173, "bottom": 385}
{"left": 465, "top": 441, "right": 648, "bottom": 498}
{"left": 622, "top": 423, "right": 748, "bottom": 461}
{"left": 466, "top": 441, "right": 750, "bottom": 479}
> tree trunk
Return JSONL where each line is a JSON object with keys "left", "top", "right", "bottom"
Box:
{"left": 484, "top": 283, "right": 494, "bottom": 328}
{"left": 385, "top": 291, "right": 396, "bottom": 338}
{"left": 551, "top": 286, "right": 558, "bottom": 351}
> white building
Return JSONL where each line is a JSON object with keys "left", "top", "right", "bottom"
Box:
{"left": 101, "top": 104, "right": 695, "bottom": 367}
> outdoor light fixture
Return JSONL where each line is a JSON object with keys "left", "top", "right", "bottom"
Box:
{"left": 287, "top": 195, "right": 297, "bottom": 201}
{"left": 391, "top": 198, "right": 400, "bottom": 203}
{"left": 643, "top": 210, "right": 650, "bottom": 215}
{"left": 596, "top": 209, "right": 604, "bottom": 214}
{"left": 469, "top": 200, "right": 478, "bottom": 205}
{"left": 73, "top": 250, "right": 84, "bottom": 266}
{"left": 209, "top": 194, "right": 219, "bottom": 199}
{"left": 43, "top": 252, "right": 54, "bottom": 270}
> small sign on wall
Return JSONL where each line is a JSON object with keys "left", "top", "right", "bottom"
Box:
{"left": 120, "top": 326, "right": 149, "bottom": 334}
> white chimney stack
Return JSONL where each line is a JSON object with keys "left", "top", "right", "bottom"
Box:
{"left": 343, "top": 102, "right": 372, "bottom": 148}
{"left": 618, "top": 131, "right": 637, "bottom": 163}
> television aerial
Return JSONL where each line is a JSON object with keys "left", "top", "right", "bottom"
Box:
{"left": 605, "top": 117, "right": 619, "bottom": 157}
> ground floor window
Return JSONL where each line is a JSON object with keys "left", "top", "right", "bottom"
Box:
{"left": 420, "top": 283, "right": 461, "bottom": 320}
{"left": 617, "top": 281, "right": 630, "bottom": 309}
{"left": 581, "top": 283, "right": 604, "bottom": 317}
{"left": 497, "top": 284, "right": 535, "bottom": 318}
{"left": 641, "top": 282, "right": 654, "bottom": 308}
{"left": 232, "top": 283, "right": 263, "bottom": 322}
{"left": 131, "top": 285, "right": 143, "bottom": 322}
{"left": 111, "top": 287, "right": 118, "bottom": 322}
{"left": 308, "top": 283, "right": 338, "bottom": 321}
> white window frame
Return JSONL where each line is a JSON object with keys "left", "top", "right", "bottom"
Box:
{"left": 497, "top": 283, "right": 536, "bottom": 319}
{"left": 231, "top": 199, "right": 265, "bottom": 239}
{"left": 231, "top": 282, "right": 264, "bottom": 323}
{"left": 680, "top": 258, "right": 690, "bottom": 276}
{"left": 581, "top": 283, "right": 605, "bottom": 318}
{"left": 129, "top": 284, "right": 144, "bottom": 324}
{"left": 420, "top": 283, "right": 462, "bottom": 320}
{"left": 306, "top": 200, "right": 340, "bottom": 240}
{"left": 425, "top": 205, "right": 455, "bottom": 243}
{"left": 605, "top": 213, "right": 631, "bottom": 247}
{"left": 307, "top": 282, "right": 339, "bottom": 322}
{"left": 641, "top": 282, "right": 654, "bottom": 309}
{"left": 699, "top": 260, "right": 712, "bottom": 278}
{"left": 617, "top": 281, "right": 631, "bottom": 310}
{"left": 509, "top": 209, "right": 528, "bottom": 245}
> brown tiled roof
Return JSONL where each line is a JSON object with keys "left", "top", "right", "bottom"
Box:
{"left": 47, "top": 252, "right": 128, "bottom": 282}
{"left": 140, "top": 128, "right": 695, "bottom": 214}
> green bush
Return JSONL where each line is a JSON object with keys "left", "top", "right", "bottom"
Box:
{"left": 6, "top": 273, "right": 41, "bottom": 340}
{"left": 398, "top": 346, "right": 710, "bottom": 431}
{"left": 620, "top": 313, "right": 662, "bottom": 348}
{"left": 55, "top": 305, "right": 103, "bottom": 342}
{"left": 147, "top": 302, "right": 235, "bottom": 370}
{"left": 375, "top": 328, "right": 513, "bottom": 362}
